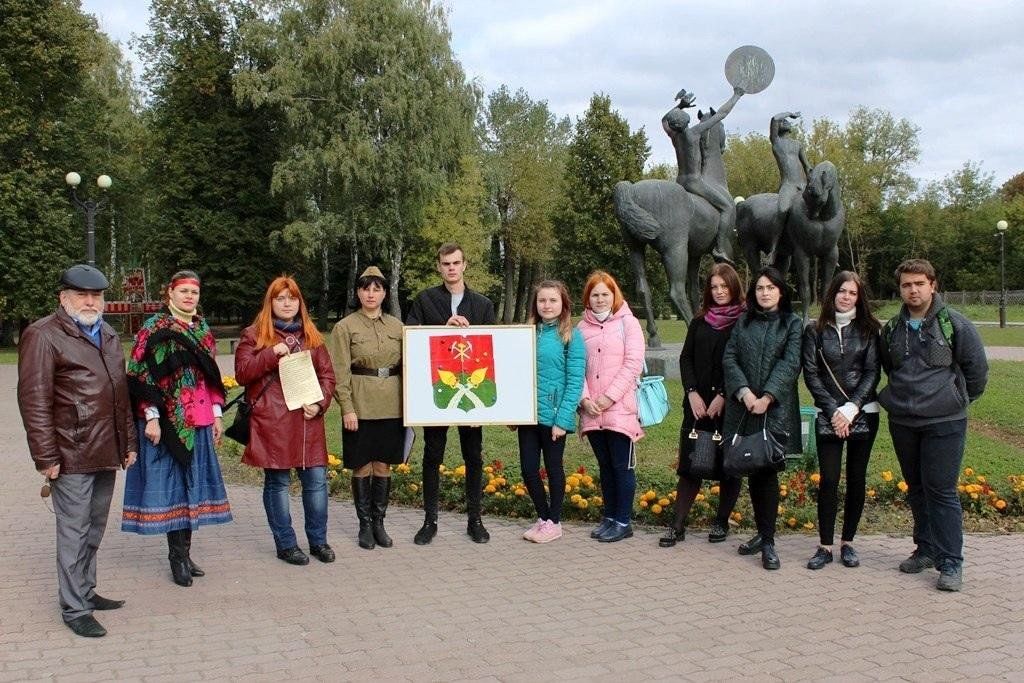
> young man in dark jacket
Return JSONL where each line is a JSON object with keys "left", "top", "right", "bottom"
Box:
{"left": 878, "top": 259, "right": 988, "bottom": 592}
{"left": 406, "top": 243, "right": 496, "bottom": 544}
{"left": 17, "top": 265, "right": 138, "bottom": 636}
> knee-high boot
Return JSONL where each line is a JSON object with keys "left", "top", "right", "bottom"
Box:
{"left": 352, "top": 476, "right": 375, "bottom": 549}
{"left": 371, "top": 476, "right": 393, "bottom": 548}
{"left": 166, "top": 530, "right": 192, "bottom": 587}
{"left": 180, "top": 528, "right": 204, "bottom": 577}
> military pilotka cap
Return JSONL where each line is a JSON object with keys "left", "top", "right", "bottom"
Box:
{"left": 360, "top": 266, "right": 385, "bottom": 279}
{"left": 59, "top": 264, "right": 110, "bottom": 291}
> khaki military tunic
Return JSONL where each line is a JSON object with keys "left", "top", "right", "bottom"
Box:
{"left": 328, "top": 311, "right": 403, "bottom": 419}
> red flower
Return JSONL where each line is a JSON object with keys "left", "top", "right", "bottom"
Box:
{"left": 577, "top": 465, "right": 587, "bottom": 475}
{"left": 491, "top": 459, "right": 504, "bottom": 472}
{"left": 539, "top": 467, "right": 547, "bottom": 481}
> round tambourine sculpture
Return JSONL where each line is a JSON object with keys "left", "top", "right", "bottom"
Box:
{"left": 724, "top": 45, "right": 775, "bottom": 94}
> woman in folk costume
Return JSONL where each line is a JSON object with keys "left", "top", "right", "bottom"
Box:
{"left": 122, "top": 270, "right": 231, "bottom": 587}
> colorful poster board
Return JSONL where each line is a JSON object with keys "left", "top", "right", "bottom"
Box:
{"left": 402, "top": 325, "right": 537, "bottom": 426}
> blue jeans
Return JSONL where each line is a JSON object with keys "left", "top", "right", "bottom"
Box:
{"left": 890, "top": 419, "right": 967, "bottom": 567}
{"left": 587, "top": 430, "right": 636, "bottom": 525}
{"left": 518, "top": 425, "right": 567, "bottom": 523}
{"left": 263, "top": 467, "right": 328, "bottom": 551}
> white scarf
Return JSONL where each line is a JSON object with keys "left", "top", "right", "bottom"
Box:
{"left": 593, "top": 309, "right": 611, "bottom": 322}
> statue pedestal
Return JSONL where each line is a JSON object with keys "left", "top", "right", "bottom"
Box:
{"left": 644, "top": 343, "right": 683, "bottom": 381}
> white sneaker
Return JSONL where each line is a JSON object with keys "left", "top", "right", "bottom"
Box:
{"left": 533, "top": 520, "right": 563, "bottom": 544}
{"left": 523, "top": 518, "right": 544, "bottom": 541}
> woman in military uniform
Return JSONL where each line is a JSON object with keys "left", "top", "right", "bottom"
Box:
{"left": 328, "top": 267, "right": 404, "bottom": 550}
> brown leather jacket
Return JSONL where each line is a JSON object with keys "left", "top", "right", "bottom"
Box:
{"left": 17, "top": 308, "right": 138, "bottom": 473}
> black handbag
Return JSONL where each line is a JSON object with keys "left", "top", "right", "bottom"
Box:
{"left": 816, "top": 347, "right": 870, "bottom": 439}
{"left": 223, "top": 375, "right": 276, "bottom": 445}
{"left": 687, "top": 427, "right": 722, "bottom": 479}
{"left": 723, "top": 414, "right": 786, "bottom": 477}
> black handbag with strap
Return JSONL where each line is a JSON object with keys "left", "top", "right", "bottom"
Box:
{"left": 223, "top": 375, "right": 277, "bottom": 445}
{"left": 722, "top": 413, "right": 786, "bottom": 478}
{"left": 687, "top": 424, "right": 722, "bottom": 480}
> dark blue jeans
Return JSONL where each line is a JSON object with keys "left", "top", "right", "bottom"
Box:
{"left": 587, "top": 430, "right": 636, "bottom": 525}
{"left": 518, "top": 425, "right": 567, "bottom": 523}
{"left": 889, "top": 419, "right": 967, "bottom": 567}
{"left": 263, "top": 467, "right": 328, "bottom": 551}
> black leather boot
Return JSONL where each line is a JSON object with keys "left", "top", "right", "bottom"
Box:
{"left": 180, "top": 528, "right": 204, "bottom": 577}
{"left": 370, "top": 476, "right": 393, "bottom": 548}
{"left": 166, "top": 530, "right": 192, "bottom": 587}
{"left": 352, "top": 476, "right": 375, "bottom": 550}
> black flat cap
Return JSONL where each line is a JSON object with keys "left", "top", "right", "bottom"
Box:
{"left": 60, "top": 264, "right": 110, "bottom": 291}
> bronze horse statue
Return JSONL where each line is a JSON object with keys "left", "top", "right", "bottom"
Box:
{"left": 613, "top": 114, "right": 728, "bottom": 347}
{"left": 736, "top": 160, "right": 845, "bottom": 319}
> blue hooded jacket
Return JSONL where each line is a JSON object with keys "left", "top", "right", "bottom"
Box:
{"left": 535, "top": 322, "right": 586, "bottom": 431}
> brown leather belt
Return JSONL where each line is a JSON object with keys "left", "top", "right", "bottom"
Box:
{"left": 351, "top": 365, "right": 401, "bottom": 378}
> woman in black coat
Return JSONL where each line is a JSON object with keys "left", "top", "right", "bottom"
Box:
{"left": 660, "top": 264, "right": 746, "bottom": 547}
{"left": 722, "top": 266, "right": 803, "bottom": 570}
{"left": 802, "top": 271, "right": 881, "bottom": 570}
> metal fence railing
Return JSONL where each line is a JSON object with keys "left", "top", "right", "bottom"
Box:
{"left": 941, "top": 290, "right": 1024, "bottom": 306}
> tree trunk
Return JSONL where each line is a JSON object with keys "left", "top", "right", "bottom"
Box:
{"left": 501, "top": 246, "right": 517, "bottom": 324}
{"left": 345, "top": 244, "right": 359, "bottom": 316}
{"left": 318, "top": 242, "right": 330, "bottom": 326}
{"left": 513, "top": 259, "right": 532, "bottom": 322}
{"left": 389, "top": 240, "right": 403, "bottom": 319}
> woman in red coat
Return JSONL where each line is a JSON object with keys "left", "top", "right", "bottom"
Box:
{"left": 235, "top": 276, "right": 336, "bottom": 565}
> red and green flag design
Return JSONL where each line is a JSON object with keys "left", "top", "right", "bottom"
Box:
{"left": 429, "top": 334, "right": 497, "bottom": 412}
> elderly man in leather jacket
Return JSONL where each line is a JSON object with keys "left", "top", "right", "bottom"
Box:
{"left": 17, "top": 265, "right": 138, "bottom": 637}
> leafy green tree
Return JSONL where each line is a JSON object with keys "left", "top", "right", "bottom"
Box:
{"left": 0, "top": 0, "right": 145, "bottom": 331}
{"left": 806, "top": 107, "right": 920, "bottom": 282}
{"left": 138, "top": 0, "right": 288, "bottom": 322}
{"left": 405, "top": 154, "right": 496, "bottom": 299}
{"left": 552, "top": 93, "right": 649, "bottom": 308}
{"left": 722, "top": 131, "right": 776, "bottom": 200}
{"left": 236, "top": 0, "right": 476, "bottom": 320}
{"left": 480, "top": 86, "right": 571, "bottom": 322}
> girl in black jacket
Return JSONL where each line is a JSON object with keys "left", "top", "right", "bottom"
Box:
{"left": 660, "top": 264, "right": 746, "bottom": 548}
{"left": 801, "top": 271, "right": 881, "bottom": 570}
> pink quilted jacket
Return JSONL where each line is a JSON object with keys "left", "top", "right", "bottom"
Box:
{"left": 577, "top": 302, "right": 645, "bottom": 442}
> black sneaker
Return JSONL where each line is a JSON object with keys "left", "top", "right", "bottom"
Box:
{"left": 737, "top": 533, "right": 763, "bottom": 555}
{"left": 936, "top": 563, "right": 963, "bottom": 592}
{"left": 898, "top": 549, "right": 935, "bottom": 574}
{"left": 276, "top": 547, "right": 310, "bottom": 565}
{"left": 707, "top": 522, "right": 728, "bottom": 543}
{"left": 309, "top": 544, "right": 336, "bottom": 563}
{"left": 806, "top": 547, "right": 833, "bottom": 570}
{"left": 467, "top": 518, "right": 490, "bottom": 544}
{"left": 840, "top": 544, "right": 860, "bottom": 568}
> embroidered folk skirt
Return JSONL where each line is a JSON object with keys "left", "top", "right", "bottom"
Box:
{"left": 341, "top": 418, "right": 405, "bottom": 470}
{"left": 122, "top": 423, "right": 232, "bottom": 534}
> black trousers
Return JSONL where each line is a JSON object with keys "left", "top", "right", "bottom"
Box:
{"left": 748, "top": 469, "right": 779, "bottom": 544}
{"left": 815, "top": 413, "right": 879, "bottom": 545}
{"left": 421, "top": 425, "right": 484, "bottom": 520}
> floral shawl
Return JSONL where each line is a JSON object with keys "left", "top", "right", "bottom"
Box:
{"left": 127, "top": 310, "right": 224, "bottom": 467}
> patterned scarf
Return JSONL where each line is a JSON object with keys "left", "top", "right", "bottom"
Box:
{"left": 127, "top": 310, "right": 224, "bottom": 467}
{"left": 704, "top": 303, "right": 746, "bottom": 330}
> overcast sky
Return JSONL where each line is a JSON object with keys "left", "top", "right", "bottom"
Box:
{"left": 81, "top": 0, "right": 1023, "bottom": 188}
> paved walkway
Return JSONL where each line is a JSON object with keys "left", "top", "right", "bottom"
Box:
{"left": 3, "top": 366, "right": 1024, "bottom": 681}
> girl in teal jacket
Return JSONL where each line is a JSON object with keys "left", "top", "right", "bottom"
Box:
{"left": 518, "top": 280, "right": 586, "bottom": 543}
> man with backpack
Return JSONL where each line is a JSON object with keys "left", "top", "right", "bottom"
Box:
{"left": 878, "top": 259, "right": 988, "bottom": 591}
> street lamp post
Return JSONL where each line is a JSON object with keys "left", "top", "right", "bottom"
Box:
{"left": 996, "top": 219, "right": 1008, "bottom": 328}
{"left": 65, "top": 172, "right": 112, "bottom": 266}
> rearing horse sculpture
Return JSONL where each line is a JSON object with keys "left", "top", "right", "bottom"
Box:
{"left": 614, "top": 118, "right": 727, "bottom": 347}
{"left": 736, "top": 160, "right": 845, "bottom": 319}
{"left": 613, "top": 88, "right": 743, "bottom": 347}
